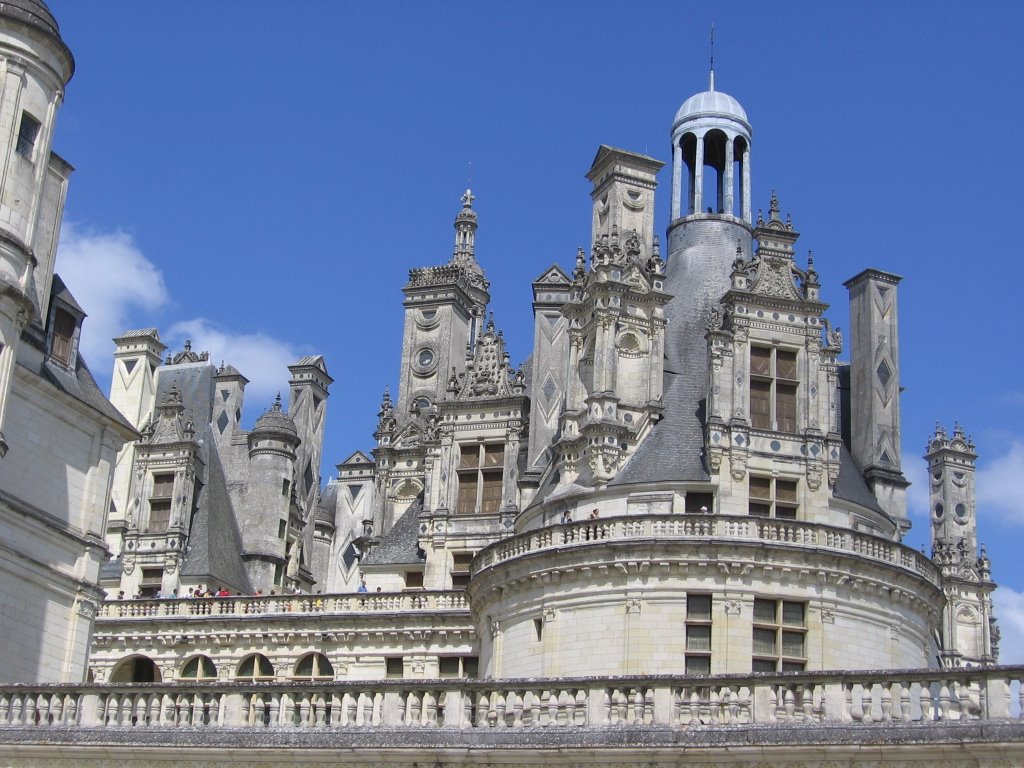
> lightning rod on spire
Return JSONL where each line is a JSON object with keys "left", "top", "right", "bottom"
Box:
{"left": 709, "top": 24, "right": 715, "bottom": 91}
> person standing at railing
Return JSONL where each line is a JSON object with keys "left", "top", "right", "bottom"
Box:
{"left": 357, "top": 576, "right": 368, "bottom": 593}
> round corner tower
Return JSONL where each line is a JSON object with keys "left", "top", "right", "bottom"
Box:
{"left": 0, "top": 0, "right": 74, "bottom": 456}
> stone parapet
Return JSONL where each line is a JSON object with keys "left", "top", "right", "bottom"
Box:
{"left": 0, "top": 666, "right": 1021, "bottom": 730}
{"left": 471, "top": 513, "right": 940, "bottom": 586}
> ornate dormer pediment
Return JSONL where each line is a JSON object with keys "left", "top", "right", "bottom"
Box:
{"left": 621, "top": 264, "right": 651, "bottom": 293}
{"left": 165, "top": 339, "right": 209, "bottom": 366}
{"left": 447, "top": 315, "right": 525, "bottom": 401}
{"left": 751, "top": 256, "right": 803, "bottom": 301}
{"left": 143, "top": 384, "right": 197, "bottom": 447}
{"left": 392, "top": 421, "right": 424, "bottom": 450}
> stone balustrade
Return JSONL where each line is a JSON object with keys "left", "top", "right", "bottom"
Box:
{"left": 96, "top": 590, "right": 470, "bottom": 620}
{"left": 473, "top": 514, "right": 940, "bottom": 585}
{"left": 1, "top": 667, "right": 1020, "bottom": 730}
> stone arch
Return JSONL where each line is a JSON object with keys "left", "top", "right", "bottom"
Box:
{"left": 180, "top": 654, "right": 217, "bottom": 680}
{"left": 236, "top": 653, "right": 275, "bottom": 680}
{"left": 292, "top": 652, "right": 334, "bottom": 680}
{"left": 108, "top": 654, "right": 161, "bottom": 683}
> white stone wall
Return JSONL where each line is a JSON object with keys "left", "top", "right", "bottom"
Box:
{"left": 470, "top": 525, "right": 940, "bottom": 679}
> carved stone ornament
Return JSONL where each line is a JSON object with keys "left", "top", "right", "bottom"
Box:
{"left": 806, "top": 464, "right": 822, "bottom": 491}
{"left": 723, "top": 600, "right": 741, "bottom": 616}
{"left": 489, "top": 620, "right": 501, "bottom": 638}
{"left": 704, "top": 303, "right": 724, "bottom": 332}
{"left": 625, "top": 598, "right": 641, "bottom": 614}
{"left": 75, "top": 597, "right": 98, "bottom": 619}
{"left": 753, "top": 257, "right": 802, "bottom": 301}
{"left": 821, "top": 609, "right": 836, "bottom": 624}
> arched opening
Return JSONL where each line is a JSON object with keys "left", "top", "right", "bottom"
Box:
{"left": 236, "top": 653, "right": 275, "bottom": 681}
{"left": 681, "top": 133, "right": 698, "bottom": 214}
{"left": 293, "top": 652, "right": 334, "bottom": 680}
{"left": 702, "top": 130, "right": 729, "bottom": 214}
{"left": 733, "top": 135, "right": 749, "bottom": 218}
{"left": 180, "top": 655, "right": 217, "bottom": 680}
{"left": 109, "top": 655, "right": 161, "bottom": 683}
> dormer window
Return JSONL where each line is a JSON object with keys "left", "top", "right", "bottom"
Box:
{"left": 49, "top": 308, "right": 76, "bottom": 367}
{"left": 15, "top": 112, "right": 40, "bottom": 159}
{"left": 750, "top": 346, "right": 798, "bottom": 432}
{"left": 148, "top": 472, "right": 174, "bottom": 533}
{"left": 456, "top": 443, "right": 503, "bottom": 514}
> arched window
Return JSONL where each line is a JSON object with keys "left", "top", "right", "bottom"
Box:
{"left": 236, "top": 653, "right": 275, "bottom": 680}
{"left": 180, "top": 655, "right": 217, "bottom": 680}
{"left": 293, "top": 652, "right": 334, "bottom": 680}
{"left": 109, "top": 654, "right": 161, "bottom": 683}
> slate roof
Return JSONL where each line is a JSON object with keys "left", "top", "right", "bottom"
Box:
{"left": 833, "top": 444, "right": 884, "bottom": 514}
{"left": 155, "top": 362, "right": 215, "bottom": 425}
{"left": 40, "top": 353, "right": 135, "bottom": 435}
{"left": 50, "top": 274, "right": 85, "bottom": 315}
{"left": 609, "top": 226, "right": 730, "bottom": 485}
{"left": 316, "top": 482, "right": 338, "bottom": 524}
{"left": 360, "top": 498, "right": 425, "bottom": 566}
{"left": 610, "top": 370, "right": 706, "bottom": 485}
{"left": 179, "top": 425, "right": 252, "bottom": 593}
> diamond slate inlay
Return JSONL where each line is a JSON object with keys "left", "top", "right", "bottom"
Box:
{"left": 877, "top": 360, "right": 892, "bottom": 387}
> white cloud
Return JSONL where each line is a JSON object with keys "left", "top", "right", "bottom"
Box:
{"left": 57, "top": 223, "right": 168, "bottom": 368}
{"left": 976, "top": 441, "right": 1024, "bottom": 525}
{"left": 994, "top": 585, "right": 1024, "bottom": 665}
{"left": 166, "top": 318, "right": 306, "bottom": 407}
{"left": 55, "top": 223, "right": 307, "bottom": 413}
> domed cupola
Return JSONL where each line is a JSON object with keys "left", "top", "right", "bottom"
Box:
{"left": 248, "top": 393, "right": 300, "bottom": 454}
{"left": 0, "top": 0, "right": 74, "bottom": 75}
{"left": 670, "top": 70, "right": 752, "bottom": 223}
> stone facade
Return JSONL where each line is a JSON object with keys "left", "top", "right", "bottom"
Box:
{"left": 90, "top": 74, "right": 999, "bottom": 686}
{"left": 0, "top": 1, "right": 136, "bottom": 684}
{"left": 1, "top": 4, "right": 1021, "bottom": 766}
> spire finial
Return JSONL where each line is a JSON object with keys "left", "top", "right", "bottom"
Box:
{"left": 709, "top": 24, "right": 715, "bottom": 91}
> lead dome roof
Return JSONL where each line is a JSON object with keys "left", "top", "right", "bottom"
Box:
{"left": 0, "top": 0, "right": 75, "bottom": 78}
{"left": 0, "top": 0, "right": 59, "bottom": 38}
{"left": 674, "top": 89, "right": 749, "bottom": 126}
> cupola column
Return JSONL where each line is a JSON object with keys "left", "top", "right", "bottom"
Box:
{"left": 723, "top": 139, "right": 735, "bottom": 216}
{"left": 742, "top": 144, "right": 752, "bottom": 222}
{"left": 671, "top": 142, "right": 683, "bottom": 219}
{"left": 693, "top": 135, "right": 704, "bottom": 214}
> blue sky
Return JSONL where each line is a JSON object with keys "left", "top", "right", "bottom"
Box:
{"left": 47, "top": 2, "right": 1024, "bottom": 656}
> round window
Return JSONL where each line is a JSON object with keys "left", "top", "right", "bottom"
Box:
{"left": 418, "top": 349, "right": 434, "bottom": 367}
{"left": 933, "top": 502, "right": 944, "bottom": 519}
{"left": 954, "top": 503, "right": 967, "bottom": 521}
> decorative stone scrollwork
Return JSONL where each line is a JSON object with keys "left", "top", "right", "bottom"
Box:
{"left": 625, "top": 598, "right": 641, "bottom": 614}
{"left": 489, "top": 620, "right": 501, "bottom": 638}
{"left": 723, "top": 600, "right": 742, "bottom": 616}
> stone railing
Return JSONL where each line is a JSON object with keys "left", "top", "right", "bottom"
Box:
{"left": 96, "top": 591, "right": 470, "bottom": 620}
{"left": 472, "top": 514, "right": 941, "bottom": 585}
{"left": 1, "top": 667, "right": 1021, "bottom": 730}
